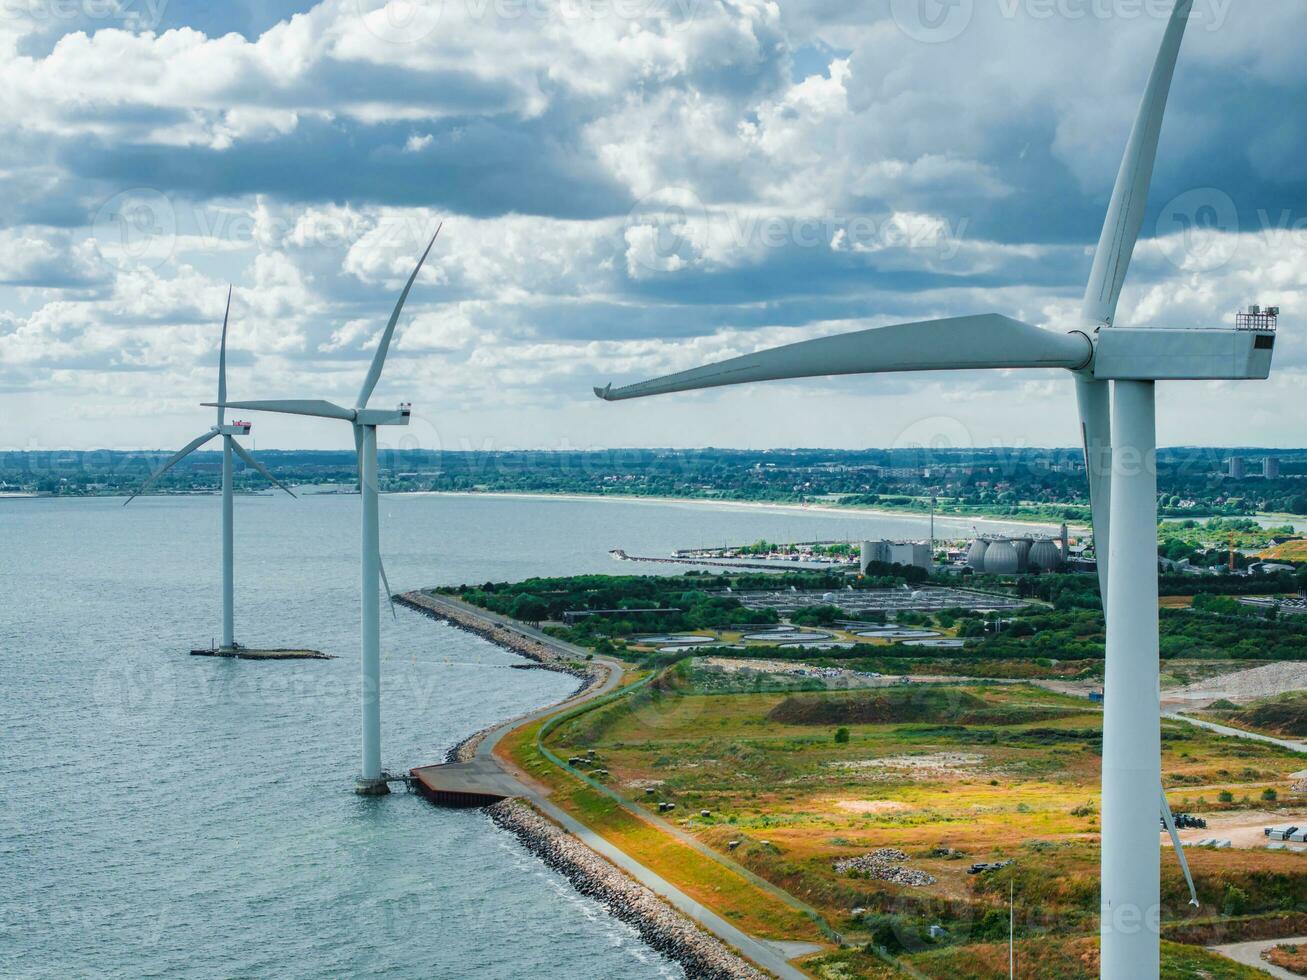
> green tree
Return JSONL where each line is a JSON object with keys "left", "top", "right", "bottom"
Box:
{"left": 509, "top": 594, "right": 549, "bottom": 624}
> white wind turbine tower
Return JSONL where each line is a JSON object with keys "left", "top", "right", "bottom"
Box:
{"left": 594, "top": 2, "right": 1277, "bottom": 974}
{"left": 126, "top": 287, "right": 295, "bottom": 653}
{"left": 209, "top": 227, "right": 441, "bottom": 795}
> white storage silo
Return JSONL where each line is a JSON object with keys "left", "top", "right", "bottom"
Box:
{"left": 967, "top": 539, "right": 989, "bottom": 568}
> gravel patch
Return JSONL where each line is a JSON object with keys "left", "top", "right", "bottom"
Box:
{"left": 834, "top": 848, "right": 936, "bottom": 887}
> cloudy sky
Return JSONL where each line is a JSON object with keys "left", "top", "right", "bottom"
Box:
{"left": 2, "top": 0, "right": 1305, "bottom": 454}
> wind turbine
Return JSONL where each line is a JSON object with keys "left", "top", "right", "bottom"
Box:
{"left": 593, "top": 3, "right": 1276, "bottom": 974}
{"left": 126, "top": 287, "right": 295, "bottom": 653}
{"left": 208, "top": 227, "right": 441, "bottom": 795}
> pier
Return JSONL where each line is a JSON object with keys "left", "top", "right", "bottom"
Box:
{"left": 410, "top": 760, "right": 522, "bottom": 807}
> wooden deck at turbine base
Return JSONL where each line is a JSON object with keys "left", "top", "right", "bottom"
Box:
{"left": 410, "top": 761, "right": 522, "bottom": 808}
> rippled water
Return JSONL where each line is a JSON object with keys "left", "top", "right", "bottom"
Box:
{"left": 0, "top": 492, "right": 1042, "bottom": 977}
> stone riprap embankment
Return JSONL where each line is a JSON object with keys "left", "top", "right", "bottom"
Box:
{"left": 488, "top": 799, "right": 770, "bottom": 980}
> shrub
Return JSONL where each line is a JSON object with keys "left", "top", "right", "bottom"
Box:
{"left": 1262, "top": 787, "right": 1279, "bottom": 802}
{"left": 1223, "top": 885, "right": 1250, "bottom": 917}
{"left": 834, "top": 727, "right": 850, "bottom": 744}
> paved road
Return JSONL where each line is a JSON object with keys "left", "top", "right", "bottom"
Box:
{"left": 408, "top": 593, "right": 812, "bottom": 980}
{"left": 1208, "top": 935, "right": 1307, "bottom": 978}
{"left": 1166, "top": 711, "right": 1307, "bottom": 755}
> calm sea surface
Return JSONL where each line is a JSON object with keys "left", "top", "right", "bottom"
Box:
{"left": 0, "top": 492, "right": 1047, "bottom": 978}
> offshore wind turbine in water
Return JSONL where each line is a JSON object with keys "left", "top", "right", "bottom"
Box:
{"left": 125, "top": 287, "right": 295, "bottom": 653}
{"left": 210, "top": 226, "right": 442, "bottom": 795}
{"left": 594, "top": 2, "right": 1278, "bottom": 975}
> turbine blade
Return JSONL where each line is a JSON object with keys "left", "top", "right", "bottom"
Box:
{"left": 594, "top": 315, "right": 1091, "bottom": 401}
{"left": 1082, "top": 0, "right": 1193, "bottom": 327}
{"left": 379, "top": 556, "right": 397, "bottom": 620}
{"left": 1160, "top": 786, "right": 1200, "bottom": 907}
{"left": 1075, "top": 376, "right": 1112, "bottom": 603}
{"left": 217, "top": 285, "right": 231, "bottom": 427}
{"left": 230, "top": 440, "right": 296, "bottom": 498}
{"left": 356, "top": 223, "right": 442, "bottom": 411}
{"left": 123, "top": 431, "right": 219, "bottom": 505}
{"left": 205, "top": 399, "right": 355, "bottom": 421}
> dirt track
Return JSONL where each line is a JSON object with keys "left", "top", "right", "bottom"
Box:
{"left": 1163, "top": 662, "right": 1307, "bottom": 708}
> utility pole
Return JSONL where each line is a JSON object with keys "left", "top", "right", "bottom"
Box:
{"left": 1009, "top": 878, "right": 1015, "bottom": 978}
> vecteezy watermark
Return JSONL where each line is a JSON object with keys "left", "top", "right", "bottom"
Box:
{"left": 889, "top": 0, "right": 1233, "bottom": 44}
{"left": 91, "top": 651, "right": 177, "bottom": 728}
{"left": 354, "top": 0, "right": 442, "bottom": 44}
{"left": 354, "top": 0, "right": 698, "bottom": 43}
{"left": 91, "top": 188, "right": 177, "bottom": 270}
{"left": 891, "top": 0, "right": 975, "bottom": 44}
{"left": 1, "top": 0, "right": 170, "bottom": 30}
{"left": 88, "top": 187, "right": 443, "bottom": 270}
{"left": 1155, "top": 187, "right": 1239, "bottom": 272}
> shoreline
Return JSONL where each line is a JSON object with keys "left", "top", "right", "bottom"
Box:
{"left": 395, "top": 591, "right": 598, "bottom": 764}
{"left": 414, "top": 488, "right": 1086, "bottom": 534}
{"left": 487, "top": 799, "right": 767, "bottom": 980}
{"left": 398, "top": 590, "right": 798, "bottom": 977}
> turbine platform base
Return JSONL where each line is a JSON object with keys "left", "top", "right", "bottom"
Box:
{"left": 190, "top": 645, "right": 331, "bottom": 660}
{"left": 354, "top": 776, "right": 394, "bottom": 796}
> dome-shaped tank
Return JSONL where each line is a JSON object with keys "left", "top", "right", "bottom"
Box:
{"left": 967, "top": 539, "right": 989, "bottom": 568}
{"left": 1013, "top": 537, "right": 1034, "bottom": 572}
{"left": 984, "top": 539, "right": 1019, "bottom": 575}
{"left": 1029, "top": 539, "right": 1062, "bottom": 571}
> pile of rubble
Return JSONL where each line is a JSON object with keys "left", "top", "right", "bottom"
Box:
{"left": 834, "top": 847, "right": 936, "bottom": 887}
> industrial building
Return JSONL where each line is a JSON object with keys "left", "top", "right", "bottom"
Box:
{"left": 967, "top": 524, "right": 1068, "bottom": 575}
{"left": 860, "top": 540, "right": 932, "bottom": 574}
{"left": 736, "top": 586, "right": 1023, "bottom": 616}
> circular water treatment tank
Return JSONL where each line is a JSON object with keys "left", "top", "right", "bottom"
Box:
{"left": 984, "top": 539, "right": 1019, "bottom": 575}
{"left": 1029, "top": 539, "right": 1062, "bottom": 571}
{"left": 967, "top": 539, "right": 989, "bottom": 568}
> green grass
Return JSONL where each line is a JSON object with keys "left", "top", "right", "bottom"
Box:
{"left": 802, "top": 937, "right": 1272, "bottom": 979}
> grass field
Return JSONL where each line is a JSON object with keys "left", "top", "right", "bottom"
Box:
{"left": 1198, "top": 691, "right": 1307, "bottom": 739}
{"left": 537, "top": 659, "right": 1307, "bottom": 976}
{"left": 801, "top": 937, "right": 1272, "bottom": 979}
{"left": 1261, "top": 540, "right": 1307, "bottom": 562}
{"left": 495, "top": 715, "right": 826, "bottom": 943}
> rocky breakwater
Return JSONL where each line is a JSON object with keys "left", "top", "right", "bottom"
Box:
{"left": 489, "top": 799, "right": 770, "bottom": 980}
{"left": 396, "top": 591, "right": 599, "bottom": 689}
{"left": 396, "top": 590, "right": 604, "bottom": 764}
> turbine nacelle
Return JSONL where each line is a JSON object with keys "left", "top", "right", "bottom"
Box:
{"left": 1091, "top": 327, "right": 1275, "bottom": 381}
{"left": 217, "top": 421, "right": 252, "bottom": 436}
{"left": 357, "top": 404, "right": 412, "bottom": 427}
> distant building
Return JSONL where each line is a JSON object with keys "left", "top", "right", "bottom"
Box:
{"left": 1228, "top": 456, "right": 1246, "bottom": 479}
{"left": 860, "top": 540, "right": 931, "bottom": 573}
{"left": 1264, "top": 456, "right": 1281, "bottom": 478}
{"left": 967, "top": 534, "right": 1064, "bottom": 574}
